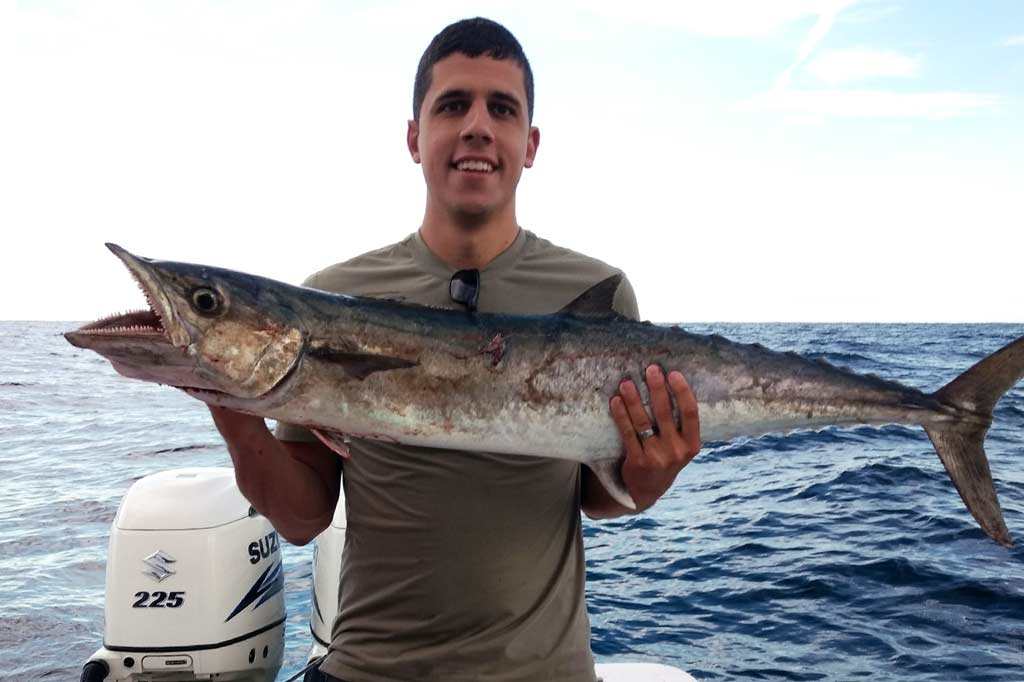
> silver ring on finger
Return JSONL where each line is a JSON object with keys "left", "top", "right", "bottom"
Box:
{"left": 637, "top": 427, "right": 656, "bottom": 441}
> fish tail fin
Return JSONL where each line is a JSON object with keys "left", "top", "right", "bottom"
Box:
{"left": 925, "top": 335, "right": 1024, "bottom": 547}
{"left": 588, "top": 459, "right": 637, "bottom": 511}
{"left": 923, "top": 424, "right": 1011, "bottom": 546}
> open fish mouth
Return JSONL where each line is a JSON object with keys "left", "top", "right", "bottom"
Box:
{"left": 68, "top": 243, "right": 189, "bottom": 349}
{"left": 67, "top": 244, "right": 306, "bottom": 401}
{"left": 73, "top": 243, "right": 167, "bottom": 338}
{"left": 63, "top": 244, "right": 227, "bottom": 391}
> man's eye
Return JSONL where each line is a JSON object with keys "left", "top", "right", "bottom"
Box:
{"left": 439, "top": 101, "right": 465, "bottom": 114}
{"left": 490, "top": 103, "right": 514, "bottom": 117}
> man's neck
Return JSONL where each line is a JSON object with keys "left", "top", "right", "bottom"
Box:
{"left": 419, "top": 207, "right": 521, "bottom": 270}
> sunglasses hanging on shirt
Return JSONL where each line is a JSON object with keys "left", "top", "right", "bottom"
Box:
{"left": 449, "top": 269, "right": 480, "bottom": 313}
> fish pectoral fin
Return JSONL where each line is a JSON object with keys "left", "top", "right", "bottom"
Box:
{"left": 307, "top": 346, "right": 418, "bottom": 381}
{"left": 312, "top": 429, "right": 351, "bottom": 459}
{"left": 588, "top": 458, "right": 636, "bottom": 510}
{"left": 559, "top": 274, "right": 624, "bottom": 319}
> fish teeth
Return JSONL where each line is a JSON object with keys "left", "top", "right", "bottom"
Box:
{"left": 130, "top": 274, "right": 164, "bottom": 329}
{"left": 79, "top": 307, "right": 163, "bottom": 334}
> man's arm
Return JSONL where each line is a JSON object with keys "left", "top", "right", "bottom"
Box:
{"left": 581, "top": 365, "right": 701, "bottom": 519}
{"left": 209, "top": 406, "right": 342, "bottom": 545}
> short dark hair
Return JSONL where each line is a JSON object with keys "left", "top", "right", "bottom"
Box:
{"left": 413, "top": 17, "right": 534, "bottom": 123}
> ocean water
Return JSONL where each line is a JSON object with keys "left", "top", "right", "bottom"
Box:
{"left": 2, "top": 321, "right": 1023, "bottom": 681}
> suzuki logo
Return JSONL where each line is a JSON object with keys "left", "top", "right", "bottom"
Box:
{"left": 142, "top": 550, "right": 177, "bottom": 582}
{"left": 225, "top": 561, "right": 284, "bottom": 622}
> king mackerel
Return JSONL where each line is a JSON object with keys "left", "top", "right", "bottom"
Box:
{"left": 66, "top": 244, "right": 1024, "bottom": 546}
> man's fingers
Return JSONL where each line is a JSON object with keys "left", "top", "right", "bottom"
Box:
{"left": 618, "top": 379, "right": 655, "bottom": 439}
{"left": 645, "top": 365, "right": 679, "bottom": 446}
{"left": 610, "top": 395, "right": 645, "bottom": 460}
{"left": 668, "top": 371, "right": 701, "bottom": 457}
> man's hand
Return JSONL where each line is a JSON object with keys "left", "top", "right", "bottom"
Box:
{"left": 611, "top": 365, "right": 701, "bottom": 511}
{"left": 208, "top": 405, "right": 341, "bottom": 545}
{"left": 603, "top": 365, "right": 701, "bottom": 514}
{"left": 209, "top": 405, "right": 270, "bottom": 445}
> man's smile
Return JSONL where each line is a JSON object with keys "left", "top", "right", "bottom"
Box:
{"left": 452, "top": 157, "right": 497, "bottom": 173}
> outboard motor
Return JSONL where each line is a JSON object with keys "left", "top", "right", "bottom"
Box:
{"left": 82, "top": 467, "right": 285, "bottom": 681}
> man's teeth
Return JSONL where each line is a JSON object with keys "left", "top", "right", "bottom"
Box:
{"left": 456, "top": 160, "right": 494, "bottom": 172}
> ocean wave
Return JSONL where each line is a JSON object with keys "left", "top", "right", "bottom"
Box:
{"left": 7, "top": 321, "right": 1024, "bottom": 681}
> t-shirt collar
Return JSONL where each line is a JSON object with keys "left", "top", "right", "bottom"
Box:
{"left": 411, "top": 227, "right": 528, "bottom": 280}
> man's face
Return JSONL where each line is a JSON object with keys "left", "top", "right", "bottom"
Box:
{"left": 408, "top": 53, "right": 539, "bottom": 222}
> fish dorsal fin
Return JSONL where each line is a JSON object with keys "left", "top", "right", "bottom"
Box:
{"left": 559, "top": 274, "right": 623, "bottom": 319}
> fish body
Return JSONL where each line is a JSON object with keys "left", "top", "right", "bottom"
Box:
{"left": 66, "top": 245, "right": 1024, "bottom": 546}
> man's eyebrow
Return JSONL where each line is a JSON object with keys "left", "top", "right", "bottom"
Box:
{"left": 432, "top": 88, "right": 523, "bottom": 109}
{"left": 435, "top": 88, "right": 471, "bottom": 103}
{"left": 489, "top": 91, "right": 522, "bottom": 109}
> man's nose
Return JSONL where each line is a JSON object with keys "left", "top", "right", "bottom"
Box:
{"left": 460, "top": 101, "right": 494, "bottom": 143}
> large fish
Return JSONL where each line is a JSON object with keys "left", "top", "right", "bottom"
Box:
{"left": 65, "top": 244, "right": 1023, "bottom": 546}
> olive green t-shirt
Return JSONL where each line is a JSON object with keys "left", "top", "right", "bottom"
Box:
{"left": 277, "top": 229, "right": 639, "bottom": 682}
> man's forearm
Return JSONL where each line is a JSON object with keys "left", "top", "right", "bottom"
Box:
{"left": 209, "top": 407, "right": 341, "bottom": 545}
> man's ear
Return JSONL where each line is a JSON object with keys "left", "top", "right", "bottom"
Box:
{"left": 407, "top": 120, "right": 421, "bottom": 163}
{"left": 524, "top": 126, "right": 540, "bottom": 168}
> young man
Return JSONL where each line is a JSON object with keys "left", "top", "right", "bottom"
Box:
{"left": 210, "top": 18, "right": 700, "bottom": 682}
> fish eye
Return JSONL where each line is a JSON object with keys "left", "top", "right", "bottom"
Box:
{"left": 190, "top": 287, "right": 223, "bottom": 316}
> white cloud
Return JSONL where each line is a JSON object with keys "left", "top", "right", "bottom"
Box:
{"left": 806, "top": 47, "right": 919, "bottom": 84}
{"left": 840, "top": 0, "right": 902, "bottom": 25}
{"left": 1004, "top": 34, "right": 1024, "bottom": 47}
{"left": 576, "top": 0, "right": 861, "bottom": 37}
{"left": 773, "top": 0, "right": 860, "bottom": 88}
{"left": 741, "top": 88, "right": 1000, "bottom": 119}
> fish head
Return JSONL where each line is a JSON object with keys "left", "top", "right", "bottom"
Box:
{"left": 65, "top": 244, "right": 305, "bottom": 400}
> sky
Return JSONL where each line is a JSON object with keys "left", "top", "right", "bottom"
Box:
{"left": 3, "top": 0, "right": 1023, "bottom": 322}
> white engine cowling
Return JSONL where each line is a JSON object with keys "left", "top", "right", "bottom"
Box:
{"left": 83, "top": 467, "right": 285, "bottom": 682}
